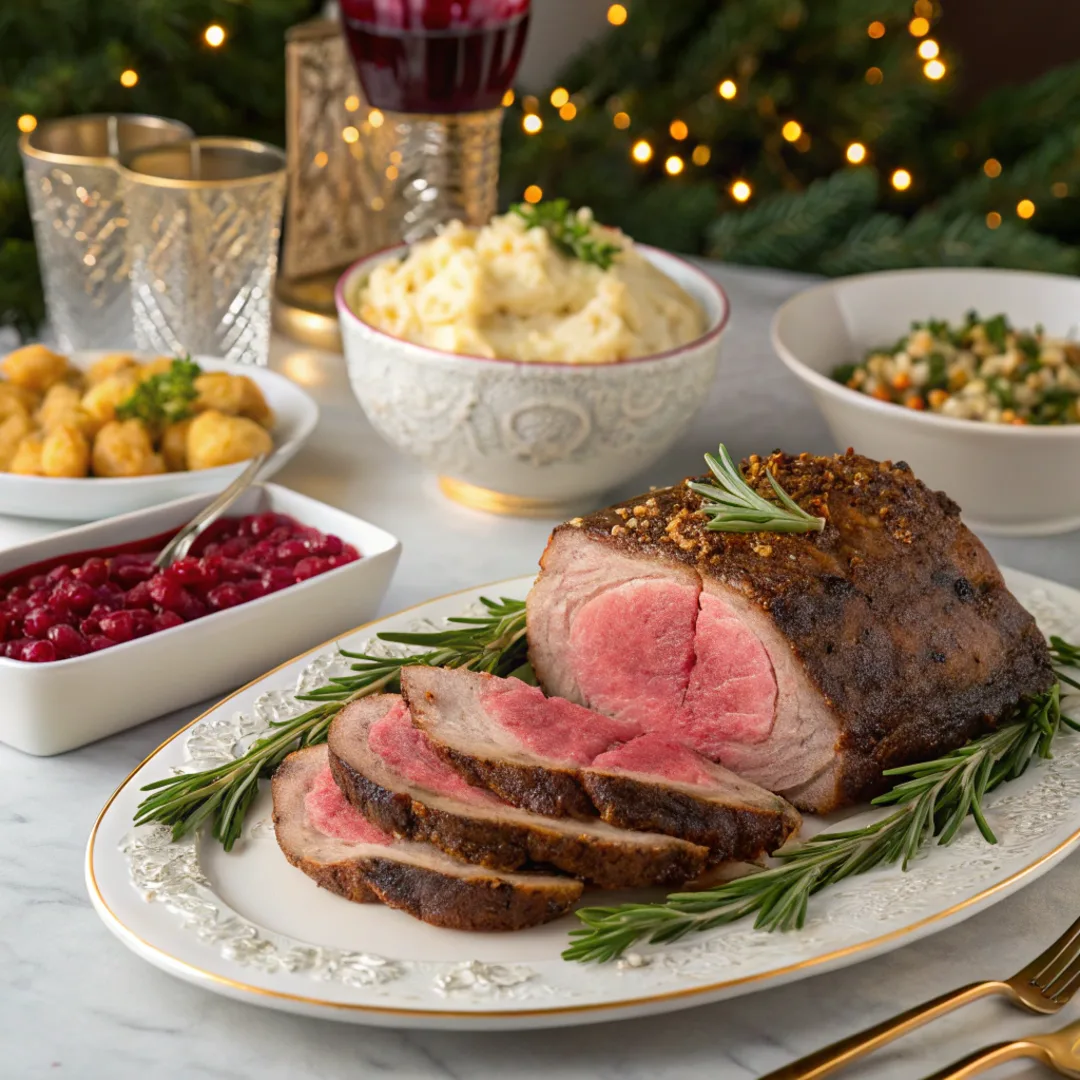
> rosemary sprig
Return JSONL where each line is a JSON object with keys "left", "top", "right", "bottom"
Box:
{"left": 687, "top": 444, "right": 826, "bottom": 534}
{"left": 133, "top": 597, "right": 528, "bottom": 850}
{"left": 564, "top": 680, "right": 1079, "bottom": 963}
{"left": 510, "top": 198, "right": 623, "bottom": 269}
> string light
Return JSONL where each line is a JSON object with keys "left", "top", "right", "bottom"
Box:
{"left": 692, "top": 145, "right": 711, "bottom": 166}
{"left": 909, "top": 16, "right": 930, "bottom": 36}
{"left": 867, "top": 21, "right": 886, "bottom": 38}
{"left": 17, "top": 114, "right": 37, "bottom": 133}
{"left": 914, "top": 0, "right": 934, "bottom": 15}
{"left": 730, "top": 179, "right": 752, "bottom": 202}
{"left": 607, "top": 3, "right": 628, "bottom": 26}
{"left": 1017, "top": 199, "right": 1036, "bottom": 219}
{"left": 342, "top": 126, "right": 359, "bottom": 143}
{"left": 613, "top": 111, "right": 631, "bottom": 129}
{"left": 502, "top": 89, "right": 515, "bottom": 107}
{"left": 204, "top": 24, "right": 226, "bottom": 47}
{"left": 522, "top": 114, "right": 543, "bottom": 134}
{"left": 986, "top": 211, "right": 1002, "bottom": 229}
{"left": 1052, "top": 182, "right": 1069, "bottom": 197}
{"left": 344, "top": 95, "right": 360, "bottom": 112}
{"left": 983, "top": 158, "right": 1002, "bottom": 178}
{"left": 550, "top": 87, "right": 570, "bottom": 108}
{"left": 891, "top": 168, "right": 912, "bottom": 191}
{"left": 120, "top": 69, "right": 139, "bottom": 88}
{"left": 313, "top": 151, "right": 328, "bottom": 168}
{"left": 665, "top": 155, "right": 684, "bottom": 176}
{"left": 368, "top": 109, "right": 384, "bottom": 128}
{"left": 718, "top": 79, "right": 737, "bottom": 100}
{"left": 669, "top": 119, "right": 688, "bottom": 140}
{"left": 386, "top": 165, "right": 398, "bottom": 180}
{"left": 559, "top": 102, "right": 577, "bottom": 121}
{"left": 923, "top": 58, "right": 946, "bottom": 80}
{"left": 631, "top": 139, "right": 653, "bottom": 163}
{"left": 524, "top": 184, "right": 543, "bottom": 204}
{"left": 781, "top": 120, "right": 802, "bottom": 142}
{"left": 866, "top": 67, "right": 884, "bottom": 85}
{"left": 795, "top": 132, "right": 812, "bottom": 152}
{"left": 918, "top": 39, "right": 939, "bottom": 60}
{"left": 846, "top": 141, "right": 867, "bottom": 164}
{"left": 523, "top": 95, "right": 540, "bottom": 113}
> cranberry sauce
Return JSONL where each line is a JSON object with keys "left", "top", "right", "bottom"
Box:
{"left": 0, "top": 513, "right": 360, "bottom": 664}
{"left": 340, "top": 0, "right": 529, "bottom": 113}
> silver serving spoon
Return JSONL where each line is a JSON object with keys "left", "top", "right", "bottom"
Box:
{"left": 153, "top": 452, "right": 269, "bottom": 569}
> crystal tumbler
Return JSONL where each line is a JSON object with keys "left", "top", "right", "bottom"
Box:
{"left": 119, "top": 138, "right": 287, "bottom": 366}
{"left": 19, "top": 114, "right": 193, "bottom": 350}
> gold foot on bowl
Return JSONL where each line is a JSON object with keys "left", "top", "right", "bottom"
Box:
{"left": 438, "top": 476, "right": 583, "bottom": 519}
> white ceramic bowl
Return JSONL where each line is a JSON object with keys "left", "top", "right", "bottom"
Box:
{"left": 0, "top": 483, "right": 400, "bottom": 756}
{"left": 772, "top": 268, "right": 1080, "bottom": 537}
{"left": 0, "top": 351, "right": 319, "bottom": 522}
{"left": 335, "top": 246, "right": 729, "bottom": 515}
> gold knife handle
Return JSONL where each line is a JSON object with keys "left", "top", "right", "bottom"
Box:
{"left": 760, "top": 981, "right": 1011, "bottom": 1080}
{"left": 920, "top": 1039, "right": 1044, "bottom": 1080}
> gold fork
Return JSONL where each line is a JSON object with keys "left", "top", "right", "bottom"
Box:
{"left": 923, "top": 1016, "right": 1080, "bottom": 1079}
{"left": 762, "top": 914, "right": 1080, "bottom": 1080}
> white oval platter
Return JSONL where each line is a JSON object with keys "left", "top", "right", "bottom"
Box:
{"left": 87, "top": 570, "right": 1080, "bottom": 1031}
{"left": 0, "top": 350, "right": 318, "bottom": 521}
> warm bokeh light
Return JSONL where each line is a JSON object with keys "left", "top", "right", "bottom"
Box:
{"left": 523, "top": 95, "right": 539, "bottom": 113}
{"left": 795, "top": 132, "right": 812, "bottom": 152}
{"left": 524, "top": 184, "right": 543, "bottom": 204}
{"left": 718, "top": 79, "right": 737, "bottom": 100}
{"left": 17, "top": 114, "right": 37, "bottom": 133}
{"left": 607, "top": 3, "right": 628, "bottom": 26}
{"left": 1017, "top": 199, "right": 1036, "bottom": 219}
{"left": 909, "top": 16, "right": 930, "bottom": 36}
{"left": 846, "top": 141, "right": 867, "bottom": 164}
{"left": 523, "top": 114, "right": 543, "bottom": 134}
{"left": 986, "top": 211, "right": 1002, "bottom": 229}
{"left": 502, "top": 89, "right": 515, "bottom": 107}
{"left": 120, "top": 69, "right": 138, "bottom": 88}
{"left": 983, "top": 158, "right": 1002, "bottom": 178}
{"left": 867, "top": 21, "right": 885, "bottom": 39}
{"left": 204, "top": 24, "right": 226, "bottom": 47}
{"left": 385, "top": 165, "right": 398, "bottom": 180}
{"left": 918, "top": 39, "right": 939, "bottom": 60}
{"left": 891, "top": 168, "right": 912, "bottom": 191}
{"left": 781, "top": 120, "right": 802, "bottom": 142}
{"left": 631, "top": 139, "right": 653, "bottom": 163}
{"left": 914, "top": 0, "right": 934, "bottom": 15}
{"left": 923, "top": 58, "right": 946, "bottom": 80}
{"left": 865, "top": 66, "right": 884, "bottom": 85}
{"left": 1053, "top": 182, "right": 1070, "bottom": 198}
{"left": 613, "top": 111, "right": 631, "bottom": 129}
{"left": 342, "top": 126, "right": 359, "bottom": 144}
{"left": 730, "top": 179, "right": 752, "bottom": 202}
{"left": 313, "top": 151, "right": 328, "bottom": 168}
{"left": 665, "top": 155, "right": 684, "bottom": 176}
{"left": 368, "top": 109, "right": 384, "bottom": 128}
{"left": 669, "top": 119, "right": 688, "bottom": 140}
{"left": 550, "top": 87, "right": 570, "bottom": 108}
{"left": 344, "top": 94, "right": 360, "bottom": 112}
{"left": 692, "top": 144, "right": 711, "bottom": 166}
{"left": 559, "top": 102, "right": 577, "bottom": 121}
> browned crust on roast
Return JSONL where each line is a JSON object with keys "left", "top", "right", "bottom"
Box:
{"left": 276, "top": 843, "right": 381, "bottom": 904}
{"left": 544, "top": 450, "right": 1054, "bottom": 806}
{"left": 580, "top": 772, "right": 800, "bottom": 862}
{"left": 328, "top": 745, "right": 709, "bottom": 889}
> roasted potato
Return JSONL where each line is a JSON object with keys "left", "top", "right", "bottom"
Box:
{"left": 138, "top": 356, "right": 176, "bottom": 379}
{"left": 0, "top": 412, "right": 33, "bottom": 470}
{"left": 9, "top": 435, "right": 44, "bottom": 475}
{"left": 186, "top": 409, "right": 272, "bottom": 470}
{"left": 42, "top": 424, "right": 90, "bottom": 478}
{"left": 1, "top": 345, "right": 69, "bottom": 393}
{"left": 36, "top": 383, "right": 99, "bottom": 437}
{"left": 194, "top": 372, "right": 273, "bottom": 427}
{"left": 0, "top": 387, "right": 31, "bottom": 423}
{"left": 82, "top": 372, "right": 140, "bottom": 426}
{"left": 161, "top": 418, "right": 193, "bottom": 472}
{"left": 91, "top": 419, "right": 165, "bottom": 477}
{"left": 86, "top": 352, "right": 140, "bottom": 385}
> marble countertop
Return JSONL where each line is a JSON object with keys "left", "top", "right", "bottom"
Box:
{"left": 3, "top": 263, "right": 1077, "bottom": 1079}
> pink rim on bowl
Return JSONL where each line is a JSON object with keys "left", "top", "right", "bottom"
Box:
{"left": 334, "top": 242, "right": 731, "bottom": 369}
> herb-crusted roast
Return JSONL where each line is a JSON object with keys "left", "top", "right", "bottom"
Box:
{"left": 527, "top": 450, "right": 1054, "bottom": 813}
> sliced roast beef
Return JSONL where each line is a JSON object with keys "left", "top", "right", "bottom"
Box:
{"left": 272, "top": 744, "right": 582, "bottom": 931}
{"left": 326, "top": 694, "right": 710, "bottom": 888}
{"left": 402, "top": 665, "right": 800, "bottom": 858}
{"left": 528, "top": 450, "right": 1054, "bottom": 813}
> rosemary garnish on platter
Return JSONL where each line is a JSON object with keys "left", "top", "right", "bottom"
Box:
{"left": 688, "top": 444, "right": 827, "bottom": 534}
{"left": 510, "top": 198, "right": 623, "bottom": 270}
{"left": 134, "top": 597, "right": 528, "bottom": 851}
{"left": 564, "top": 680, "right": 1079, "bottom": 963}
{"left": 116, "top": 355, "right": 201, "bottom": 430}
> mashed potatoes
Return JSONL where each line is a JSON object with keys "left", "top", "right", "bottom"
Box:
{"left": 357, "top": 210, "right": 705, "bottom": 364}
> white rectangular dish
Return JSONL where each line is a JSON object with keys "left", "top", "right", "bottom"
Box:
{"left": 0, "top": 483, "right": 400, "bottom": 755}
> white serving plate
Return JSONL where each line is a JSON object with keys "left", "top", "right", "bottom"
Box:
{"left": 771, "top": 268, "right": 1080, "bottom": 536}
{"left": 0, "top": 350, "right": 319, "bottom": 521}
{"left": 0, "top": 483, "right": 400, "bottom": 755}
{"left": 87, "top": 571, "right": 1080, "bottom": 1030}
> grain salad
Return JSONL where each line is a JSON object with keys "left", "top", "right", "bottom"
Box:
{"left": 832, "top": 312, "right": 1080, "bottom": 425}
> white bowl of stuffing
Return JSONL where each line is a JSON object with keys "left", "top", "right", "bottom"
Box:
{"left": 771, "top": 268, "right": 1080, "bottom": 537}
{"left": 0, "top": 347, "right": 318, "bottom": 521}
{"left": 335, "top": 202, "right": 729, "bottom": 516}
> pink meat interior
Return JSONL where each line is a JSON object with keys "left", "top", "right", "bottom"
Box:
{"left": 368, "top": 698, "right": 502, "bottom": 805}
{"left": 305, "top": 765, "right": 393, "bottom": 845}
{"left": 480, "top": 677, "right": 641, "bottom": 764}
{"left": 589, "top": 733, "right": 718, "bottom": 788}
{"left": 569, "top": 582, "right": 777, "bottom": 759}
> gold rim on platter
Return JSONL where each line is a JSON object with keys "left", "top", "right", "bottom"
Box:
{"left": 438, "top": 476, "right": 585, "bottom": 518}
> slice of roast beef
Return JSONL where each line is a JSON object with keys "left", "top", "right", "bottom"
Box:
{"left": 272, "top": 744, "right": 582, "bottom": 931}
{"left": 402, "top": 665, "right": 800, "bottom": 858}
{"left": 528, "top": 450, "right": 1054, "bottom": 813}
{"left": 326, "top": 694, "right": 710, "bottom": 888}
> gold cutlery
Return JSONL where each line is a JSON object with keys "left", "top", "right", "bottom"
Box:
{"left": 922, "top": 1015, "right": 1080, "bottom": 1078}
{"left": 761, "top": 914, "right": 1080, "bottom": 1080}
